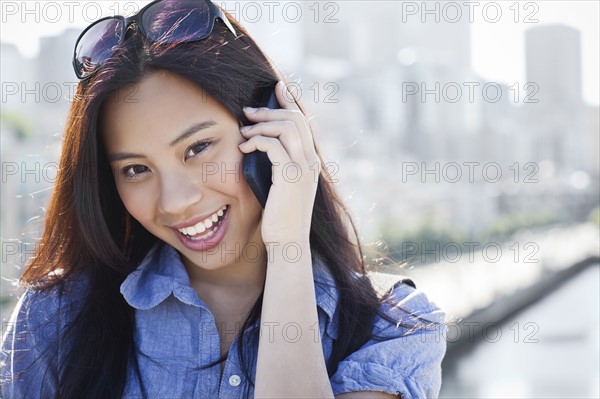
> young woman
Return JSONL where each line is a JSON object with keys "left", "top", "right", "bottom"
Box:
{"left": 0, "top": 1, "right": 447, "bottom": 398}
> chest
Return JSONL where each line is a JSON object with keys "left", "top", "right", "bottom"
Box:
{"left": 125, "top": 303, "right": 334, "bottom": 398}
{"left": 212, "top": 310, "right": 248, "bottom": 377}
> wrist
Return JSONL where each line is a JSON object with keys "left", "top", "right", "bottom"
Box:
{"left": 264, "top": 239, "right": 311, "bottom": 265}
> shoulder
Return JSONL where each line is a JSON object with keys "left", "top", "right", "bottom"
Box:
{"left": 378, "top": 278, "right": 447, "bottom": 333}
{"left": 7, "top": 270, "right": 91, "bottom": 329}
{"left": 0, "top": 270, "right": 91, "bottom": 397}
{"left": 330, "top": 278, "right": 448, "bottom": 399}
{"left": 1, "top": 268, "right": 91, "bottom": 350}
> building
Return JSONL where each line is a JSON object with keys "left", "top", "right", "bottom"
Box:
{"left": 525, "top": 25, "right": 587, "bottom": 171}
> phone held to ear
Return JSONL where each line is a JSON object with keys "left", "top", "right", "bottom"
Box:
{"left": 242, "top": 90, "right": 280, "bottom": 208}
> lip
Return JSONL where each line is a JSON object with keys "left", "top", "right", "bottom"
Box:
{"left": 169, "top": 206, "right": 227, "bottom": 230}
{"left": 174, "top": 205, "right": 230, "bottom": 252}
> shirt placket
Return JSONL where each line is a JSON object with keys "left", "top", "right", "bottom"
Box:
{"left": 194, "top": 302, "right": 221, "bottom": 398}
{"left": 217, "top": 338, "right": 246, "bottom": 398}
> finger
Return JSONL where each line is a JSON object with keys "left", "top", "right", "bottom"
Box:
{"left": 243, "top": 105, "right": 304, "bottom": 124}
{"left": 238, "top": 135, "right": 293, "bottom": 184}
{"left": 240, "top": 120, "right": 305, "bottom": 164}
{"left": 276, "top": 81, "right": 319, "bottom": 160}
{"left": 275, "top": 80, "right": 301, "bottom": 111}
{"left": 244, "top": 103, "right": 318, "bottom": 165}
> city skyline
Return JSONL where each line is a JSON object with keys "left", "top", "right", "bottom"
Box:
{"left": 1, "top": 3, "right": 598, "bottom": 395}
{"left": 2, "top": 2, "right": 597, "bottom": 245}
{"left": 1, "top": 0, "right": 599, "bottom": 105}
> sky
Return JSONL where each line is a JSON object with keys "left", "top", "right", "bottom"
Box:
{"left": 470, "top": 0, "right": 599, "bottom": 106}
{"left": 1, "top": 0, "right": 598, "bottom": 105}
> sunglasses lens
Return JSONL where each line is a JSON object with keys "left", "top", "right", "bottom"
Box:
{"left": 142, "top": 0, "right": 213, "bottom": 43}
{"left": 75, "top": 18, "right": 124, "bottom": 79}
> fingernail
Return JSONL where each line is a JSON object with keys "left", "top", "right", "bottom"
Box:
{"left": 240, "top": 126, "right": 251, "bottom": 133}
{"left": 243, "top": 107, "right": 257, "bottom": 113}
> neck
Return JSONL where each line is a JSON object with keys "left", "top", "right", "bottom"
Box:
{"left": 182, "top": 240, "right": 267, "bottom": 302}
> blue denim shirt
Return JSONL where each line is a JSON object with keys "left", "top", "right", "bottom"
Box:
{"left": 1, "top": 242, "right": 447, "bottom": 398}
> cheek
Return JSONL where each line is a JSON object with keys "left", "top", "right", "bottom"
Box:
{"left": 209, "top": 149, "right": 251, "bottom": 196}
{"left": 212, "top": 155, "right": 262, "bottom": 214}
{"left": 233, "top": 160, "right": 259, "bottom": 203}
{"left": 115, "top": 184, "right": 153, "bottom": 224}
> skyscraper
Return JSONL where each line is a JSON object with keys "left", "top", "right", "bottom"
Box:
{"left": 526, "top": 25, "right": 582, "bottom": 108}
{"left": 525, "top": 24, "right": 586, "bottom": 170}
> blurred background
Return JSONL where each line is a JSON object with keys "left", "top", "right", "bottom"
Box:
{"left": 1, "top": 1, "right": 598, "bottom": 397}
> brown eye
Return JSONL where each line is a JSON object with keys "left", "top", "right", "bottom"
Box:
{"left": 122, "top": 164, "right": 149, "bottom": 179}
{"left": 185, "top": 140, "right": 212, "bottom": 160}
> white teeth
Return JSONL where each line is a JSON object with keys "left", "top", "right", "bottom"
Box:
{"left": 190, "top": 220, "right": 220, "bottom": 240}
{"left": 178, "top": 205, "right": 227, "bottom": 236}
{"left": 190, "top": 228, "right": 216, "bottom": 240}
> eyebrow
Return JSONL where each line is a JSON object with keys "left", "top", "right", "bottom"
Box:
{"left": 107, "top": 120, "right": 217, "bottom": 163}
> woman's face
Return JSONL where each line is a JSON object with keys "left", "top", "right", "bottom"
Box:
{"left": 101, "top": 70, "right": 264, "bottom": 271}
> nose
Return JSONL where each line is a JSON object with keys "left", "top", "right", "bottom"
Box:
{"left": 158, "top": 169, "right": 204, "bottom": 216}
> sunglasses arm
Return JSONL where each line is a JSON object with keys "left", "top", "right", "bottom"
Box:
{"left": 217, "top": 11, "right": 237, "bottom": 37}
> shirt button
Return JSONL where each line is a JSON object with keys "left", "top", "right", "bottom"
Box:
{"left": 228, "top": 375, "right": 242, "bottom": 387}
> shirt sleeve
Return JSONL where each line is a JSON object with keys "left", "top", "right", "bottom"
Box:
{"left": 329, "top": 281, "right": 448, "bottom": 398}
{"left": 0, "top": 285, "right": 65, "bottom": 399}
{"left": 0, "top": 272, "right": 89, "bottom": 399}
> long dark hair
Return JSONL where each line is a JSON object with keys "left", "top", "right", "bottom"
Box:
{"left": 16, "top": 4, "right": 440, "bottom": 398}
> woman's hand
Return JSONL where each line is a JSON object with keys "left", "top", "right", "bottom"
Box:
{"left": 238, "top": 81, "right": 321, "bottom": 245}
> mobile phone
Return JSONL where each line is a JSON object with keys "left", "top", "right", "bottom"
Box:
{"left": 242, "top": 89, "right": 280, "bottom": 208}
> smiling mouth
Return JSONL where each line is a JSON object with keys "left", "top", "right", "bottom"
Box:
{"left": 177, "top": 205, "right": 229, "bottom": 240}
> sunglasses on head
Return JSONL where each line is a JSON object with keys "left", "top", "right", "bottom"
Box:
{"left": 72, "top": 0, "right": 237, "bottom": 80}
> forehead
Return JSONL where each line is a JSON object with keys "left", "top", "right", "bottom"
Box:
{"left": 100, "top": 71, "right": 236, "bottom": 146}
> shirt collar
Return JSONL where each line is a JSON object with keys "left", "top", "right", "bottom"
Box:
{"left": 119, "top": 241, "right": 205, "bottom": 310}
{"left": 120, "top": 241, "right": 339, "bottom": 336}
